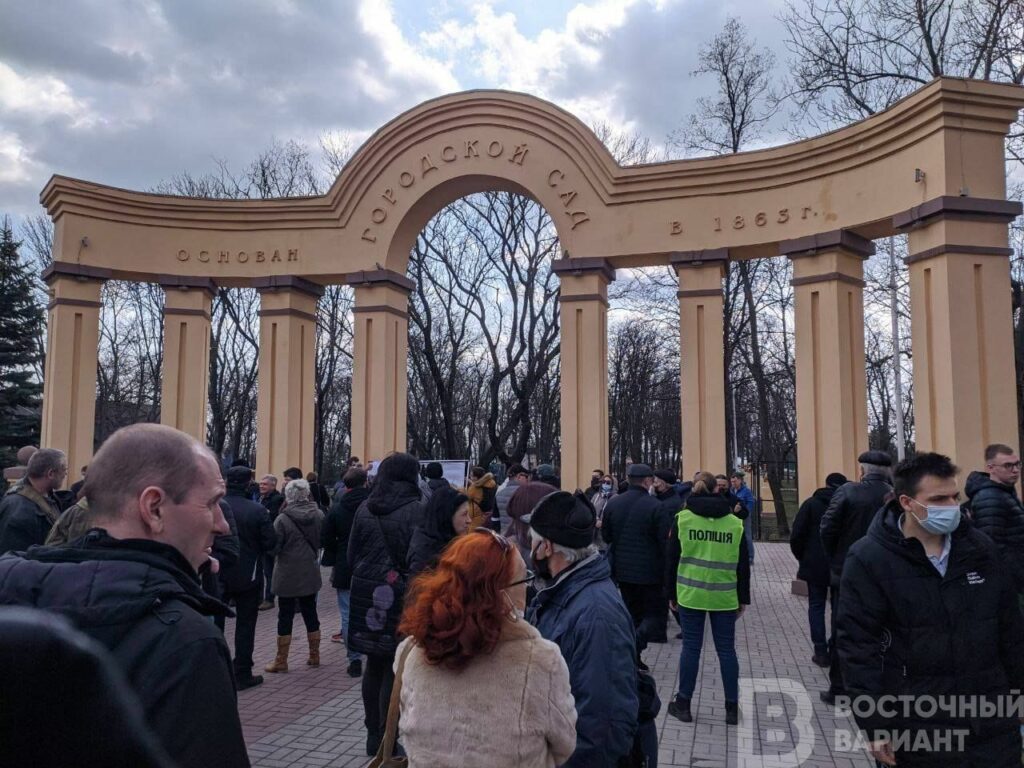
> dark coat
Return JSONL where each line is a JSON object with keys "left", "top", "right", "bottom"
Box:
{"left": 820, "top": 471, "right": 892, "bottom": 586}
{"left": 789, "top": 486, "right": 835, "bottom": 586}
{"left": 0, "top": 483, "right": 61, "bottom": 554}
{"left": 965, "top": 471, "right": 1024, "bottom": 590}
{"left": 321, "top": 485, "right": 370, "bottom": 589}
{"left": 528, "top": 553, "right": 639, "bottom": 768}
{"left": 408, "top": 487, "right": 466, "bottom": 575}
{"left": 259, "top": 490, "right": 285, "bottom": 519}
{"left": 0, "top": 607, "right": 175, "bottom": 768}
{"left": 664, "top": 492, "right": 751, "bottom": 604}
{"left": 346, "top": 481, "right": 424, "bottom": 657}
{"left": 0, "top": 532, "right": 249, "bottom": 768}
{"left": 220, "top": 488, "right": 277, "bottom": 594}
{"left": 271, "top": 500, "right": 324, "bottom": 598}
{"left": 837, "top": 500, "right": 1024, "bottom": 761}
{"left": 200, "top": 500, "right": 239, "bottom": 600}
{"left": 602, "top": 486, "right": 667, "bottom": 585}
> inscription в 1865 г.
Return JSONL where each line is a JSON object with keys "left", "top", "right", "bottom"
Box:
{"left": 176, "top": 248, "right": 298, "bottom": 264}
{"left": 360, "top": 138, "right": 590, "bottom": 244}
{"left": 669, "top": 206, "right": 818, "bottom": 235}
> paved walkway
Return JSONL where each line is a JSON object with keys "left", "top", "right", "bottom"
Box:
{"left": 230, "top": 543, "right": 873, "bottom": 767}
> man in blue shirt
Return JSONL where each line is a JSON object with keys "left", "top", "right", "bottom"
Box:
{"left": 730, "top": 471, "right": 756, "bottom": 563}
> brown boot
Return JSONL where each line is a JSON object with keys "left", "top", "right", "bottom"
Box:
{"left": 307, "top": 630, "right": 321, "bottom": 666}
{"left": 264, "top": 635, "right": 291, "bottom": 673}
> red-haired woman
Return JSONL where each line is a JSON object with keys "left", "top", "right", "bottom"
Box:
{"left": 396, "top": 529, "right": 578, "bottom": 767}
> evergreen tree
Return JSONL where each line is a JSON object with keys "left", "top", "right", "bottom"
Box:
{"left": 0, "top": 217, "right": 44, "bottom": 466}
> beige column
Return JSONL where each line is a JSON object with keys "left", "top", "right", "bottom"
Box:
{"left": 553, "top": 258, "right": 613, "bottom": 492}
{"left": 895, "top": 197, "right": 1022, "bottom": 470}
{"left": 159, "top": 277, "right": 215, "bottom": 442}
{"left": 254, "top": 276, "right": 323, "bottom": 479}
{"left": 346, "top": 270, "right": 413, "bottom": 465}
{"left": 782, "top": 231, "right": 872, "bottom": 502}
{"left": 672, "top": 250, "right": 727, "bottom": 477}
{"left": 40, "top": 262, "right": 110, "bottom": 484}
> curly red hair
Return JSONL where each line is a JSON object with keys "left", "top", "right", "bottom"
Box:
{"left": 398, "top": 531, "right": 516, "bottom": 670}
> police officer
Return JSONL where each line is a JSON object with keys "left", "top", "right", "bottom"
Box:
{"left": 665, "top": 471, "right": 751, "bottom": 725}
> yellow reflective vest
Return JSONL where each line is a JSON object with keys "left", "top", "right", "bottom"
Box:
{"left": 674, "top": 508, "right": 744, "bottom": 611}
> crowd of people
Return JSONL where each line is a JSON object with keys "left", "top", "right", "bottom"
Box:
{"left": 1, "top": 428, "right": 1023, "bottom": 766}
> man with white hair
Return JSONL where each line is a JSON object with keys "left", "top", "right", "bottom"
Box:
{"left": 0, "top": 423, "right": 248, "bottom": 768}
{"left": 525, "top": 490, "right": 639, "bottom": 768}
{"left": 0, "top": 448, "right": 67, "bottom": 553}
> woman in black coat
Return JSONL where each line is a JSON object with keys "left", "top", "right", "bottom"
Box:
{"left": 346, "top": 452, "right": 426, "bottom": 757}
{"left": 408, "top": 487, "right": 470, "bottom": 575}
{"left": 321, "top": 467, "right": 371, "bottom": 676}
{"left": 789, "top": 472, "right": 846, "bottom": 666}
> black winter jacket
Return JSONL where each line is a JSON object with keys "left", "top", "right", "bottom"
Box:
{"left": 200, "top": 500, "right": 239, "bottom": 600}
{"left": 820, "top": 471, "right": 892, "bottom": 586}
{"left": 837, "top": 501, "right": 1024, "bottom": 751}
{"left": 965, "top": 471, "right": 1024, "bottom": 590}
{"left": 0, "top": 531, "right": 249, "bottom": 768}
{"left": 259, "top": 490, "right": 285, "bottom": 519}
{"left": 664, "top": 492, "right": 751, "bottom": 605}
{"left": 321, "top": 485, "right": 370, "bottom": 589}
{"left": 602, "top": 486, "right": 667, "bottom": 585}
{"left": 346, "top": 481, "right": 424, "bottom": 657}
{"left": 0, "top": 483, "right": 61, "bottom": 554}
{"left": 221, "top": 488, "right": 277, "bottom": 593}
{"left": 790, "top": 486, "right": 835, "bottom": 586}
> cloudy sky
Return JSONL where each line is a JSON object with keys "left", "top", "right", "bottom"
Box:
{"left": 0, "top": 0, "right": 794, "bottom": 217}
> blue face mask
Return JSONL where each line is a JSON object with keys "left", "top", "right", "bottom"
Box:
{"left": 909, "top": 499, "right": 961, "bottom": 535}
{"left": 600, "top": 483, "right": 612, "bottom": 493}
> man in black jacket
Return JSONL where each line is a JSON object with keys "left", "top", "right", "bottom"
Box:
{"left": 322, "top": 466, "right": 370, "bottom": 677}
{"left": 819, "top": 449, "right": 892, "bottom": 703}
{"left": 0, "top": 448, "right": 67, "bottom": 553}
{"left": 220, "top": 465, "right": 277, "bottom": 689}
{"left": 837, "top": 452, "right": 1024, "bottom": 767}
{"left": 0, "top": 423, "right": 249, "bottom": 768}
{"left": 790, "top": 472, "right": 846, "bottom": 667}
{"left": 258, "top": 473, "right": 285, "bottom": 609}
{"left": 603, "top": 463, "right": 670, "bottom": 644}
{"left": 965, "top": 443, "right": 1024, "bottom": 592}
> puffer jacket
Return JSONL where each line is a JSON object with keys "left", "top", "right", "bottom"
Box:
{"left": 820, "top": 471, "right": 892, "bottom": 586}
{"left": 271, "top": 500, "right": 324, "bottom": 598}
{"left": 789, "top": 486, "right": 836, "bottom": 586}
{"left": 837, "top": 500, "right": 1024, "bottom": 759}
{"left": 528, "top": 553, "right": 638, "bottom": 768}
{"left": 602, "top": 486, "right": 666, "bottom": 585}
{"left": 0, "top": 531, "right": 249, "bottom": 768}
{"left": 0, "top": 483, "right": 61, "bottom": 554}
{"left": 965, "top": 471, "right": 1024, "bottom": 590}
{"left": 346, "top": 481, "right": 424, "bottom": 657}
{"left": 464, "top": 473, "right": 497, "bottom": 529}
{"left": 321, "top": 485, "right": 370, "bottom": 590}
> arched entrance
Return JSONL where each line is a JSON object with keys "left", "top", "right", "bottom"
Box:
{"left": 38, "top": 80, "right": 1024, "bottom": 494}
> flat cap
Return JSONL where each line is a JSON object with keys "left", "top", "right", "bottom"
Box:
{"left": 522, "top": 490, "right": 596, "bottom": 548}
{"left": 654, "top": 468, "right": 677, "bottom": 484}
{"left": 627, "top": 463, "right": 653, "bottom": 479}
{"left": 858, "top": 450, "right": 893, "bottom": 467}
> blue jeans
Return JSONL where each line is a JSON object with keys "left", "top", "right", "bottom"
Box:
{"left": 677, "top": 606, "right": 739, "bottom": 703}
{"left": 336, "top": 588, "right": 360, "bottom": 662}
{"left": 806, "top": 583, "right": 830, "bottom": 655}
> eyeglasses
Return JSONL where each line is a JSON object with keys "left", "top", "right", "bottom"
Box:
{"left": 472, "top": 526, "right": 512, "bottom": 553}
{"left": 507, "top": 569, "right": 535, "bottom": 588}
{"left": 991, "top": 461, "right": 1022, "bottom": 471}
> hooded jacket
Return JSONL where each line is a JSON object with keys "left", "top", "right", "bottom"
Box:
{"left": 271, "top": 499, "right": 324, "bottom": 598}
{"left": 789, "top": 485, "right": 837, "bottom": 586}
{"left": 664, "top": 492, "right": 751, "bottom": 605}
{"left": 965, "top": 470, "right": 1024, "bottom": 590}
{"left": 408, "top": 487, "right": 467, "bottom": 575}
{"left": 321, "top": 485, "right": 370, "bottom": 590}
{"left": 346, "top": 479, "right": 424, "bottom": 657}
{"left": 464, "top": 472, "right": 497, "bottom": 529}
{"left": 0, "top": 531, "right": 249, "bottom": 768}
{"left": 820, "top": 471, "right": 892, "bottom": 586}
{"left": 221, "top": 485, "right": 277, "bottom": 594}
{"left": 837, "top": 500, "right": 1024, "bottom": 753}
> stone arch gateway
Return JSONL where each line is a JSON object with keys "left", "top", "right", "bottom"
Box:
{"left": 38, "top": 79, "right": 1023, "bottom": 495}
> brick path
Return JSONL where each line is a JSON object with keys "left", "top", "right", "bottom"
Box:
{"left": 229, "top": 543, "right": 873, "bottom": 767}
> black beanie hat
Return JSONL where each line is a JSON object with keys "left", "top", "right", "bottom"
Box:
{"left": 522, "top": 490, "right": 595, "bottom": 548}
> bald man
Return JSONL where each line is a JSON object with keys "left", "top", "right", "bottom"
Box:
{"left": 0, "top": 423, "right": 249, "bottom": 768}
